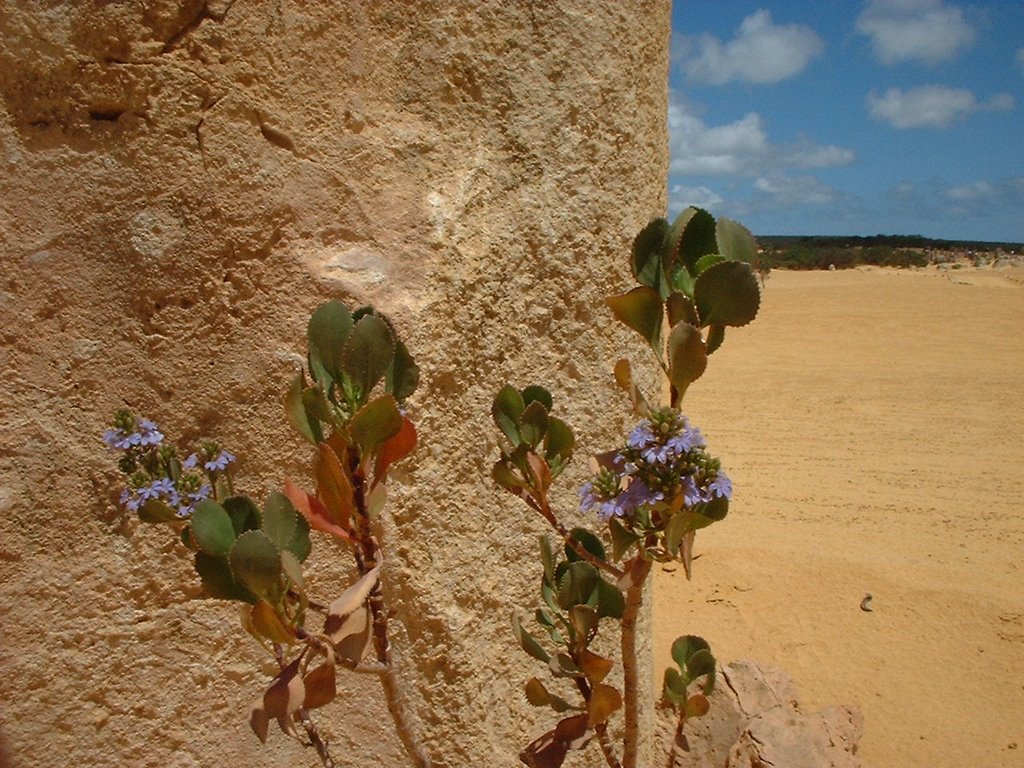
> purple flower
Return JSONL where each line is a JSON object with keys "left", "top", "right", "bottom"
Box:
{"left": 641, "top": 442, "right": 674, "bottom": 466}
{"left": 182, "top": 453, "right": 199, "bottom": 470}
{"left": 666, "top": 427, "right": 702, "bottom": 457}
{"left": 627, "top": 422, "right": 656, "bottom": 450}
{"left": 103, "top": 428, "right": 141, "bottom": 450}
{"left": 177, "top": 484, "right": 212, "bottom": 517}
{"left": 136, "top": 419, "right": 164, "bottom": 446}
{"left": 706, "top": 472, "right": 732, "bottom": 501}
{"left": 204, "top": 450, "right": 236, "bottom": 472}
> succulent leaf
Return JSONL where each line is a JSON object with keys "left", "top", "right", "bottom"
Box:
{"left": 191, "top": 499, "right": 237, "bottom": 556}
{"left": 694, "top": 260, "right": 760, "bottom": 328}
{"left": 605, "top": 286, "right": 665, "bottom": 353}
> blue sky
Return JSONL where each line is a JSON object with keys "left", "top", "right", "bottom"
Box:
{"left": 668, "top": 0, "right": 1024, "bottom": 242}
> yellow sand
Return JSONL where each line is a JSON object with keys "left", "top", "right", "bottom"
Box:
{"left": 652, "top": 265, "right": 1024, "bottom": 767}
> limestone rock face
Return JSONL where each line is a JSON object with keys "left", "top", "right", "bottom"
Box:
{"left": 0, "top": 2, "right": 669, "bottom": 766}
{"left": 659, "top": 660, "right": 864, "bottom": 768}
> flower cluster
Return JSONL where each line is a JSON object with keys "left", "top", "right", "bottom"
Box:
{"left": 103, "top": 410, "right": 236, "bottom": 518}
{"left": 579, "top": 408, "right": 731, "bottom": 521}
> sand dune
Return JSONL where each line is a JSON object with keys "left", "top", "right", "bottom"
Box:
{"left": 652, "top": 266, "right": 1024, "bottom": 767}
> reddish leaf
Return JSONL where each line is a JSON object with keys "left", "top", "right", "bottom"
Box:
{"left": 249, "top": 698, "right": 270, "bottom": 743}
{"left": 250, "top": 601, "right": 295, "bottom": 645}
{"left": 373, "top": 415, "right": 417, "bottom": 486}
{"left": 685, "top": 693, "right": 710, "bottom": 719}
{"left": 315, "top": 443, "right": 355, "bottom": 534}
{"left": 526, "top": 452, "right": 551, "bottom": 502}
{"left": 520, "top": 714, "right": 591, "bottom": 768}
{"left": 284, "top": 478, "right": 352, "bottom": 542}
{"left": 263, "top": 657, "right": 305, "bottom": 737}
{"left": 587, "top": 684, "right": 622, "bottom": 727}
{"left": 613, "top": 359, "right": 651, "bottom": 417}
{"left": 302, "top": 647, "right": 338, "bottom": 710}
{"left": 579, "top": 650, "right": 613, "bottom": 685}
{"left": 324, "top": 564, "right": 380, "bottom": 642}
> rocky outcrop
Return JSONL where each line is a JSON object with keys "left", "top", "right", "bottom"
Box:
{"left": 660, "top": 660, "right": 864, "bottom": 768}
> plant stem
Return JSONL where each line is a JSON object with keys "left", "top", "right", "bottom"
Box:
{"left": 620, "top": 557, "right": 652, "bottom": 768}
{"left": 665, "top": 714, "right": 689, "bottom": 768}
{"left": 273, "top": 645, "right": 336, "bottom": 768}
{"left": 531, "top": 497, "right": 624, "bottom": 580}
{"left": 573, "top": 677, "right": 622, "bottom": 768}
{"left": 297, "top": 708, "right": 337, "bottom": 768}
{"left": 348, "top": 451, "right": 433, "bottom": 768}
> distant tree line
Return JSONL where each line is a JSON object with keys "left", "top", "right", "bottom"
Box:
{"left": 752, "top": 234, "right": 1023, "bottom": 271}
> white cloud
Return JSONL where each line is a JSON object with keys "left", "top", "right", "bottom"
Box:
{"left": 867, "top": 85, "right": 1014, "bottom": 128}
{"left": 669, "top": 184, "right": 724, "bottom": 211}
{"left": 945, "top": 180, "right": 996, "bottom": 201}
{"left": 856, "top": 0, "right": 975, "bottom": 66}
{"left": 887, "top": 176, "right": 1024, "bottom": 220}
{"left": 669, "top": 94, "right": 854, "bottom": 176}
{"left": 678, "top": 9, "right": 825, "bottom": 85}
{"left": 753, "top": 175, "right": 842, "bottom": 206}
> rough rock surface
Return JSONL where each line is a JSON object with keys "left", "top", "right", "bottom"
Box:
{"left": 0, "top": 1, "right": 669, "bottom": 766}
{"left": 658, "top": 660, "right": 864, "bottom": 768}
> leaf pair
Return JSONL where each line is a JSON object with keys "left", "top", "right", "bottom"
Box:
{"left": 663, "top": 634, "right": 716, "bottom": 720}
{"left": 288, "top": 300, "right": 419, "bottom": 445}
{"left": 189, "top": 495, "right": 310, "bottom": 614}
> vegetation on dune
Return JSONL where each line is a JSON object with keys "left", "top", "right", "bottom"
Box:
{"left": 754, "top": 234, "right": 1023, "bottom": 271}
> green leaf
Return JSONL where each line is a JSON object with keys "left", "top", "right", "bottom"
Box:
{"left": 671, "top": 263, "right": 696, "bottom": 297}
{"left": 539, "top": 536, "right": 556, "bottom": 585}
{"left": 521, "top": 385, "right": 553, "bottom": 412}
{"left": 302, "top": 384, "right": 335, "bottom": 425}
{"left": 632, "top": 218, "right": 670, "bottom": 297}
{"left": 535, "top": 609, "right": 565, "bottom": 645}
{"left": 349, "top": 395, "right": 403, "bottom": 456}
{"left": 229, "top": 530, "right": 283, "bottom": 601}
{"left": 492, "top": 385, "right": 525, "bottom": 445}
{"left": 308, "top": 300, "right": 353, "bottom": 385}
{"left": 191, "top": 500, "right": 237, "bottom": 556}
{"left": 518, "top": 400, "right": 549, "bottom": 450}
{"left": 687, "top": 648, "right": 717, "bottom": 685}
{"left": 694, "top": 260, "right": 760, "bottom": 328}
{"left": 280, "top": 549, "right": 305, "bottom": 589}
{"left": 385, "top": 339, "right": 419, "bottom": 402}
{"left": 700, "top": 494, "right": 729, "bottom": 523}
{"left": 676, "top": 207, "right": 717, "bottom": 276}
{"left": 609, "top": 517, "right": 641, "bottom": 561}
{"left": 222, "top": 496, "right": 261, "bottom": 536}
{"left": 137, "top": 498, "right": 179, "bottom": 524}
{"left": 716, "top": 216, "right": 758, "bottom": 263}
{"left": 706, "top": 324, "right": 726, "bottom": 355}
{"left": 194, "top": 552, "right": 255, "bottom": 603}
{"left": 543, "top": 416, "right": 574, "bottom": 469}
{"left": 564, "top": 527, "right": 605, "bottom": 563}
{"left": 666, "top": 292, "right": 699, "bottom": 328}
{"left": 285, "top": 373, "right": 321, "bottom": 444}
{"left": 340, "top": 314, "right": 395, "bottom": 400}
{"left": 557, "top": 561, "right": 599, "bottom": 610}
{"left": 605, "top": 286, "right": 664, "bottom": 353}
{"left": 667, "top": 321, "right": 707, "bottom": 401}
{"left": 262, "top": 492, "right": 310, "bottom": 562}
{"left": 525, "top": 678, "right": 577, "bottom": 713}
{"left": 671, "top": 634, "right": 712, "bottom": 684}
{"left": 694, "top": 253, "right": 726, "bottom": 275}
{"left": 594, "top": 579, "right": 625, "bottom": 619}
{"left": 512, "top": 612, "right": 551, "bottom": 663}
{"left": 663, "top": 667, "right": 686, "bottom": 705}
